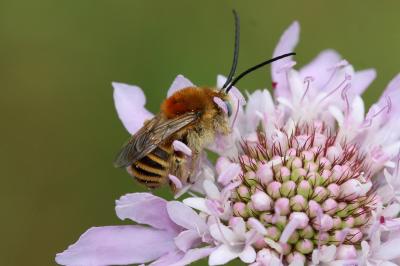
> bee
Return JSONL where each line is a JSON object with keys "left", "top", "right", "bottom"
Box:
{"left": 113, "top": 10, "right": 295, "bottom": 193}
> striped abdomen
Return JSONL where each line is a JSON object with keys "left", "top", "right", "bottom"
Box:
{"left": 129, "top": 144, "right": 172, "bottom": 188}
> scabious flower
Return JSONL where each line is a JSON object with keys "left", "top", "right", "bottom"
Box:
{"left": 57, "top": 21, "right": 400, "bottom": 265}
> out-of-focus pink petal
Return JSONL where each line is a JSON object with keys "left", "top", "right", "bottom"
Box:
{"left": 218, "top": 162, "right": 241, "bottom": 185}
{"left": 352, "top": 69, "right": 377, "bottom": 95}
{"left": 299, "top": 49, "right": 341, "bottom": 90}
{"left": 209, "top": 244, "right": 239, "bottom": 265}
{"left": 174, "top": 230, "right": 201, "bottom": 252}
{"left": 149, "top": 250, "right": 183, "bottom": 266}
{"left": 239, "top": 245, "right": 257, "bottom": 263}
{"left": 170, "top": 247, "right": 215, "bottom": 266}
{"left": 112, "top": 82, "right": 154, "bottom": 135}
{"left": 209, "top": 223, "right": 236, "bottom": 243}
{"left": 167, "top": 75, "right": 194, "bottom": 97}
{"left": 115, "top": 193, "right": 180, "bottom": 232}
{"left": 183, "top": 197, "right": 209, "bottom": 214}
{"left": 381, "top": 73, "right": 400, "bottom": 99}
{"left": 167, "top": 201, "right": 207, "bottom": 232}
{"left": 203, "top": 179, "right": 221, "bottom": 200}
{"left": 55, "top": 225, "right": 176, "bottom": 266}
{"left": 272, "top": 21, "right": 299, "bottom": 98}
{"left": 375, "top": 238, "right": 400, "bottom": 260}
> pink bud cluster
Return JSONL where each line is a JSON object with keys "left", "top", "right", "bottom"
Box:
{"left": 231, "top": 125, "right": 375, "bottom": 263}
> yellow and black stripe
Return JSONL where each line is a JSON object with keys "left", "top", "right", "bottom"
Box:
{"left": 130, "top": 145, "right": 171, "bottom": 188}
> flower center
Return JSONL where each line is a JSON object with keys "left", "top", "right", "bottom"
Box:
{"left": 230, "top": 125, "right": 375, "bottom": 262}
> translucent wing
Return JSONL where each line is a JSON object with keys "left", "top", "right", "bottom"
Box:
{"left": 114, "top": 112, "right": 199, "bottom": 168}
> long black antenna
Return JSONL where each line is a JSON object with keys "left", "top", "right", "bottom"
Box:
{"left": 225, "top": 52, "right": 296, "bottom": 93}
{"left": 221, "top": 10, "right": 240, "bottom": 90}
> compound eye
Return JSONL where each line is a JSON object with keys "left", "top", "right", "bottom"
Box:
{"left": 225, "top": 100, "right": 233, "bottom": 117}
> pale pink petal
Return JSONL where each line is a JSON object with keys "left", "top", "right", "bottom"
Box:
{"left": 217, "top": 74, "right": 228, "bottom": 89}
{"left": 209, "top": 223, "right": 237, "bottom": 243}
{"left": 209, "top": 244, "right": 239, "bottom": 265}
{"left": 174, "top": 230, "right": 201, "bottom": 252}
{"left": 55, "top": 226, "right": 176, "bottom": 266}
{"left": 272, "top": 21, "right": 299, "bottom": 98}
{"left": 203, "top": 179, "right": 221, "bottom": 200}
{"left": 218, "top": 163, "right": 241, "bottom": 185}
{"left": 299, "top": 49, "right": 341, "bottom": 90}
{"left": 170, "top": 247, "right": 215, "bottom": 266}
{"left": 232, "top": 217, "right": 246, "bottom": 237}
{"left": 183, "top": 197, "right": 209, "bottom": 214}
{"left": 167, "top": 74, "right": 194, "bottom": 97}
{"left": 229, "top": 86, "right": 246, "bottom": 106}
{"left": 352, "top": 69, "right": 376, "bottom": 95}
{"left": 381, "top": 73, "right": 400, "bottom": 99}
{"left": 375, "top": 238, "right": 400, "bottom": 260}
{"left": 167, "top": 201, "right": 207, "bottom": 232}
{"left": 149, "top": 250, "right": 183, "bottom": 266}
{"left": 239, "top": 245, "right": 257, "bottom": 263}
{"left": 115, "top": 193, "right": 179, "bottom": 232}
{"left": 112, "top": 82, "right": 153, "bottom": 134}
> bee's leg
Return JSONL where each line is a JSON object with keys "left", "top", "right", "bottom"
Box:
{"left": 187, "top": 151, "right": 200, "bottom": 184}
{"left": 168, "top": 154, "right": 190, "bottom": 193}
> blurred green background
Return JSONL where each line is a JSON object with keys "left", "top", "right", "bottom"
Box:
{"left": 1, "top": 1, "right": 400, "bottom": 265}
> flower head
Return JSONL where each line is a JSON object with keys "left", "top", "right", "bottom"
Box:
{"left": 57, "top": 21, "right": 400, "bottom": 266}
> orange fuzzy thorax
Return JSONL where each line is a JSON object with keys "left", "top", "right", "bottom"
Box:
{"left": 161, "top": 87, "right": 220, "bottom": 119}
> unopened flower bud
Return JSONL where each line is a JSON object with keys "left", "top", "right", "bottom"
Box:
{"left": 314, "top": 232, "right": 329, "bottom": 245}
{"left": 295, "top": 239, "right": 314, "bottom": 254}
{"left": 312, "top": 186, "right": 329, "bottom": 202}
{"left": 237, "top": 185, "right": 250, "bottom": 200}
{"left": 333, "top": 216, "right": 342, "bottom": 229}
{"left": 244, "top": 171, "right": 257, "bottom": 186}
{"left": 281, "top": 181, "right": 296, "bottom": 197}
{"left": 345, "top": 228, "right": 363, "bottom": 244}
{"left": 290, "top": 195, "right": 308, "bottom": 211}
{"left": 288, "top": 230, "right": 299, "bottom": 244}
{"left": 327, "top": 183, "right": 340, "bottom": 198}
{"left": 297, "top": 180, "right": 312, "bottom": 199}
{"left": 266, "top": 226, "right": 281, "bottom": 241}
{"left": 275, "top": 215, "right": 288, "bottom": 231}
{"left": 251, "top": 191, "right": 272, "bottom": 212}
{"left": 267, "top": 181, "right": 282, "bottom": 199}
{"left": 291, "top": 157, "right": 303, "bottom": 169}
{"left": 275, "top": 198, "right": 290, "bottom": 216}
{"left": 307, "top": 200, "right": 322, "bottom": 218}
{"left": 233, "top": 202, "right": 248, "bottom": 218}
{"left": 257, "top": 164, "right": 273, "bottom": 186}
{"left": 302, "top": 150, "right": 315, "bottom": 161}
{"left": 299, "top": 225, "right": 314, "bottom": 239}
{"left": 279, "top": 166, "right": 291, "bottom": 182}
{"left": 291, "top": 167, "right": 306, "bottom": 182}
{"left": 322, "top": 198, "right": 338, "bottom": 215}
{"left": 304, "top": 161, "right": 318, "bottom": 172}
